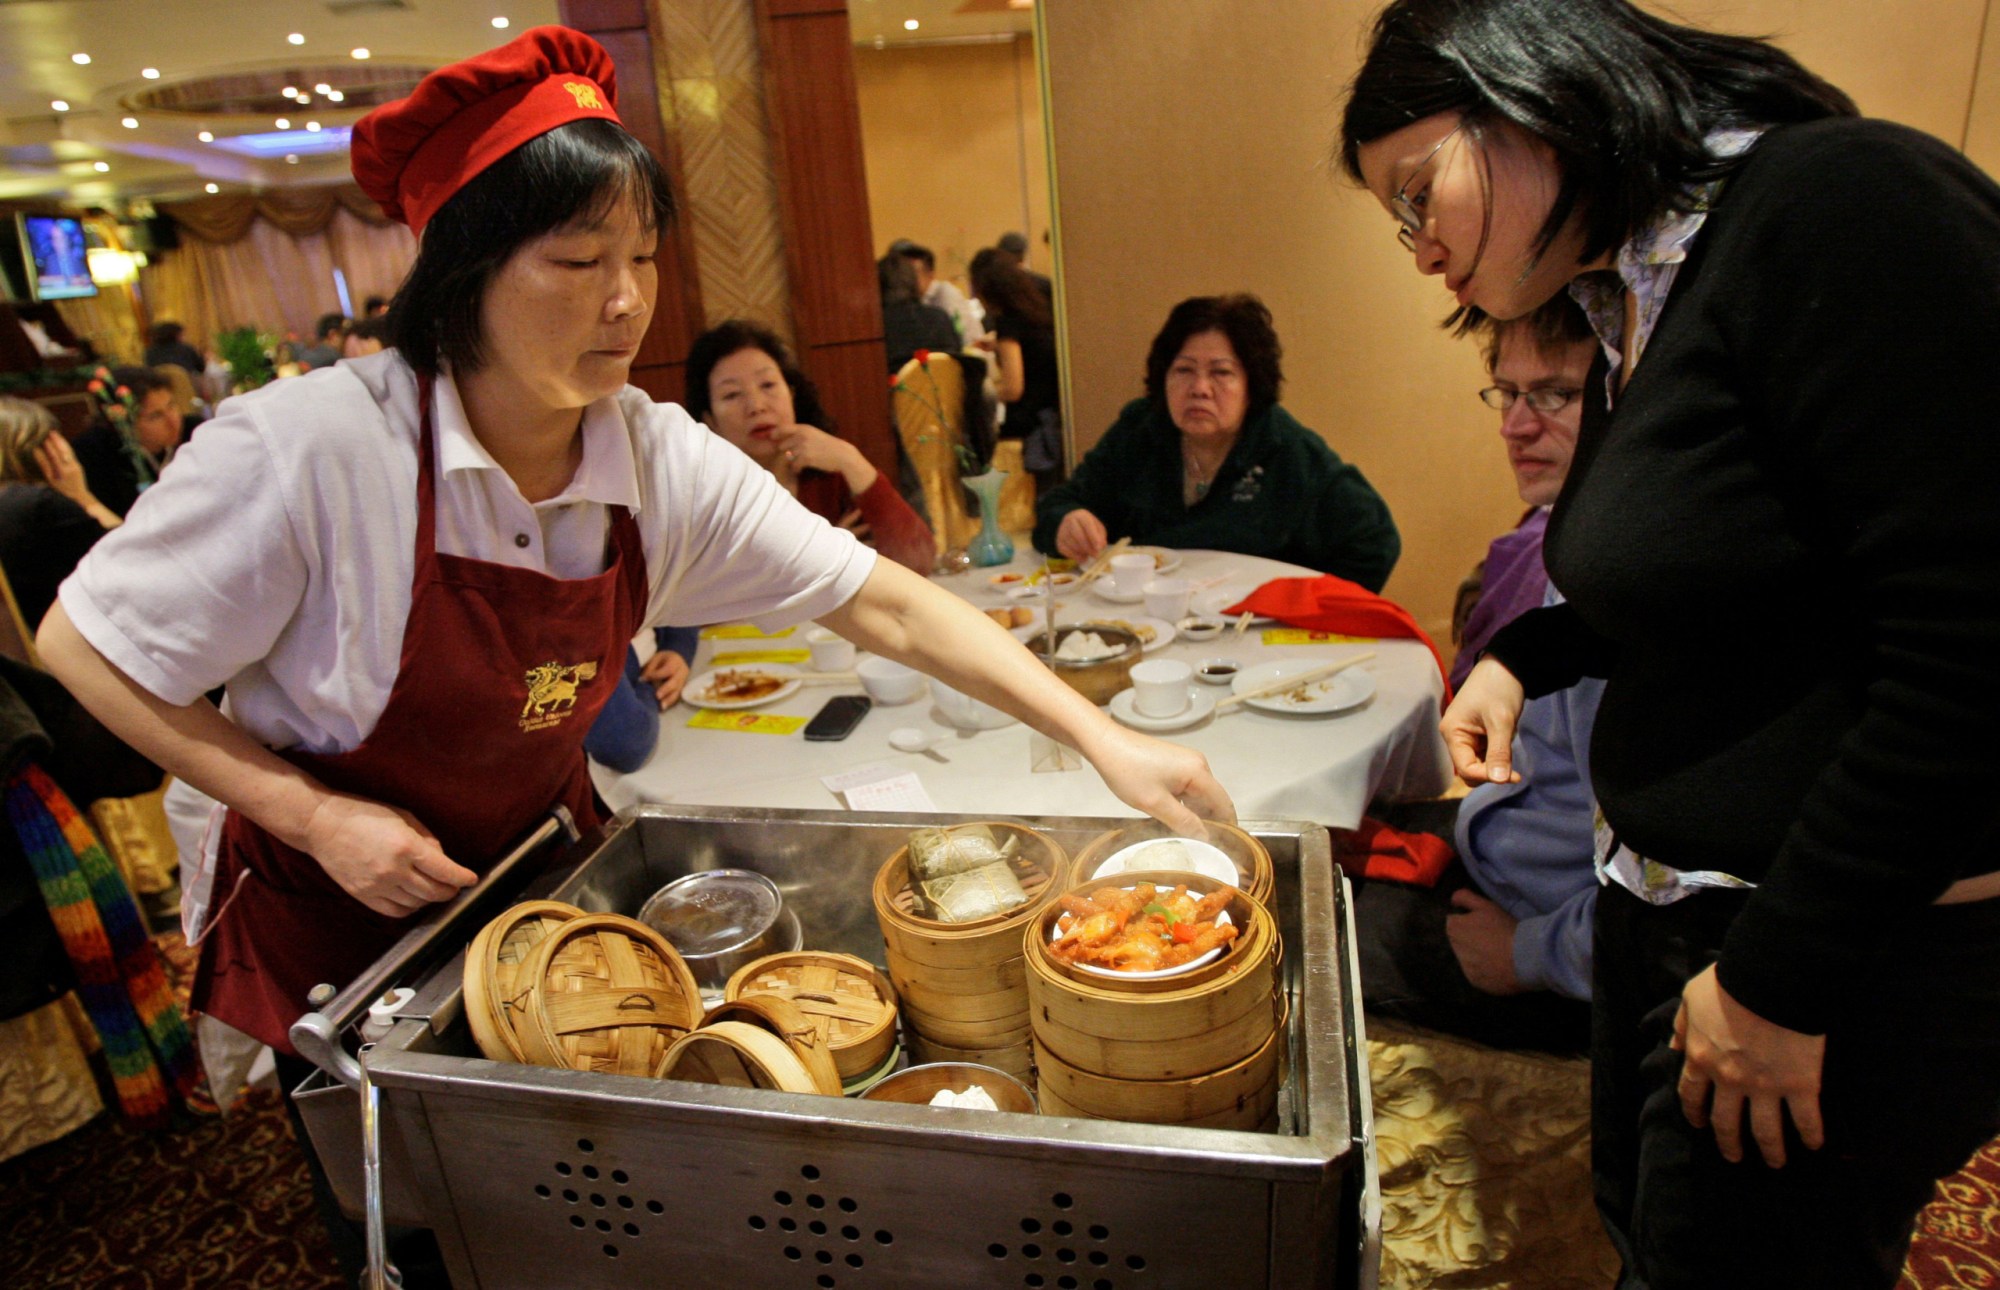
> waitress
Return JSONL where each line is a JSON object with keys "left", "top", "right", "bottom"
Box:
{"left": 40, "top": 27, "right": 1232, "bottom": 1065}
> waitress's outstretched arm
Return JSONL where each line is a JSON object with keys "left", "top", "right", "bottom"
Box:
{"left": 815, "top": 560, "right": 1235, "bottom": 835}
{"left": 38, "top": 603, "right": 477, "bottom": 918}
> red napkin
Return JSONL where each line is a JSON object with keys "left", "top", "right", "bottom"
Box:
{"left": 1223, "top": 575, "right": 1451, "bottom": 702}
{"left": 1338, "top": 816, "right": 1456, "bottom": 887}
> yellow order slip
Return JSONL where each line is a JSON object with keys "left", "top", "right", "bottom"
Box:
{"left": 686, "top": 710, "right": 808, "bottom": 735}
{"left": 700, "top": 624, "right": 797, "bottom": 640}
{"left": 1260, "top": 629, "right": 1378, "bottom": 646}
{"left": 710, "top": 649, "right": 812, "bottom": 665}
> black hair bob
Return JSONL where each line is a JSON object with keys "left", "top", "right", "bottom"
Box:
{"left": 681, "top": 319, "right": 834, "bottom": 431}
{"left": 1144, "top": 294, "right": 1284, "bottom": 420}
{"left": 384, "top": 118, "right": 675, "bottom": 377}
{"left": 1338, "top": 0, "right": 1855, "bottom": 272}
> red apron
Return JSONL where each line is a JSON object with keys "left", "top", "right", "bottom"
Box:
{"left": 192, "top": 374, "right": 648, "bottom": 1053}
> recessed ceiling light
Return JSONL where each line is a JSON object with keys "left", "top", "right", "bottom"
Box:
{"left": 307, "top": 121, "right": 321, "bottom": 132}
{"left": 493, "top": 16, "right": 510, "bottom": 29}
{"left": 283, "top": 85, "right": 298, "bottom": 97}
{"left": 94, "top": 161, "right": 110, "bottom": 172}
{"left": 198, "top": 130, "right": 214, "bottom": 142}
{"left": 275, "top": 118, "right": 290, "bottom": 129}
{"left": 205, "top": 183, "right": 220, "bottom": 194}
{"left": 52, "top": 100, "right": 70, "bottom": 112}
{"left": 296, "top": 95, "right": 312, "bottom": 106}
{"left": 904, "top": 18, "right": 919, "bottom": 30}
{"left": 351, "top": 48, "right": 371, "bottom": 60}
{"left": 288, "top": 33, "right": 305, "bottom": 46}
{"left": 314, "top": 83, "right": 331, "bottom": 94}
{"left": 72, "top": 52, "right": 91, "bottom": 65}
{"left": 286, "top": 154, "right": 300, "bottom": 165}
{"left": 122, "top": 117, "right": 139, "bottom": 129}
{"left": 142, "top": 68, "right": 160, "bottom": 80}
{"left": 326, "top": 90, "right": 344, "bottom": 102}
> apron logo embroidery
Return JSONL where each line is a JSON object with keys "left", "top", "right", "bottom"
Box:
{"left": 564, "top": 82, "right": 606, "bottom": 111}
{"left": 520, "top": 659, "right": 600, "bottom": 732}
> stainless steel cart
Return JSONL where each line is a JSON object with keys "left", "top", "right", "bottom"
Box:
{"left": 293, "top": 805, "right": 1380, "bottom": 1289}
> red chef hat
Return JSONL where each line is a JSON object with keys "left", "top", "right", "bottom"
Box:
{"left": 351, "top": 26, "right": 622, "bottom": 235}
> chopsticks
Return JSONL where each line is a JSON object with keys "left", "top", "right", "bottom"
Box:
{"left": 1074, "top": 536, "right": 1132, "bottom": 586}
{"left": 1214, "top": 652, "right": 1377, "bottom": 712}
{"left": 1231, "top": 611, "right": 1255, "bottom": 640}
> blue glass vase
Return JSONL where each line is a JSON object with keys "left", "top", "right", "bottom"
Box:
{"left": 964, "top": 470, "right": 1015, "bottom": 567}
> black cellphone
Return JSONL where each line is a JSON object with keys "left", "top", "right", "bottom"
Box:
{"left": 803, "top": 694, "right": 873, "bottom": 741}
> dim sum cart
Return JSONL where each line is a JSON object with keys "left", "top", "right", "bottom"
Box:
{"left": 291, "top": 805, "right": 1381, "bottom": 1289}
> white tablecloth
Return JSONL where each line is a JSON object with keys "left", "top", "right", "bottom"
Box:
{"left": 593, "top": 549, "right": 1451, "bottom": 829}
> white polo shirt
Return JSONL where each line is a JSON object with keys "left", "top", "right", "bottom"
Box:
{"left": 61, "top": 350, "right": 874, "bottom": 755}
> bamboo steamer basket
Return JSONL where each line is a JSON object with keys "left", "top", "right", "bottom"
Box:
{"left": 1034, "top": 1056, "right": 1279, "bottom": 1132}
{"left": 872, "top": 822, "right": 1070, "bottom": 972}
{"left": 1070, "top": 821, "right": 1275, "bottom": 906}
{"left": 724, "top": 951, "right": 898, "bottom": 1081}
{"left": 658, "top": 1021, "right": 825, "bottom": 1095}
{"left": 1025, "top": 871, "right": 1279, "bottom": 1082}
{"left": 903, "top": 1010, "right": 1033, "bottom": 1052}
{"left": 1023, "top": 623, "right": 1144, "bottom": 706}
{"left": 463, "top": 900, "right": 584, "bottom": 1063}
{"left": 904, "top": 1029, "right": 1035, "bottom": 1083}
{"left": 1031, "top": 1026, "right": 1279, "bottom": 1129}
{"left": 516, "top": 913, "right": 703, "bottom": 1076}
{"left": 704, "top": 995, "right": 843, "bottom": 1097}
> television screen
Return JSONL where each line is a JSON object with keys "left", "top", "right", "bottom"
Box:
{"left": 18, "top": 214, "right": 98, "bottom": 302}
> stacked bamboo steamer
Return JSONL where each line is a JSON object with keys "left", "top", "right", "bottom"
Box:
{"left": 872, "top": 822, "right": 1069, "bottom": 1084}
{"left": 1069, "top": 821, "right": 1275, "bottom": 905}
{"left": 1025, "top": 869, "right": 1282, "bottom": 1130}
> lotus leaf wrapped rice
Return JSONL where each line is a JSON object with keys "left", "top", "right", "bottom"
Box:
{"left": 908, "top": 825, "right": 1019, "bottom": 882}
{"left": 916, "top": 860, "right": 1028, "bottom": 923}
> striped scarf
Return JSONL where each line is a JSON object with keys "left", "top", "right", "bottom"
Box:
{"left": 6, "top": 762, "right": 199, "bottom": 1127}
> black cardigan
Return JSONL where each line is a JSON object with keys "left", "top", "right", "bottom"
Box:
{"left": 1486, "top": 118, "right": 2000, "bottom": 1035}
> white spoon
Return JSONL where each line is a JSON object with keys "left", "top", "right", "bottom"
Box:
{"left": 889, "top": 727, "right": 950, "bottom": 763}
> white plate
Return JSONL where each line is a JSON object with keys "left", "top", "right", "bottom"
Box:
{"left": 1126, "top": 545, "right": 1182, "bottom": 575}
{"left": 1090, "top": 838, "right": 1239, "bottom": 886}
{"left": 683, "top": 666, "right": 803, "bottom": 710}
{"left": 1230, "top": 660, "right": 1377, "bottom": 715}
{"left": 1090, "top": 581, "right": 1148, "bottom": 605}
{"left": 1052, "top": 889, "right": 1233, "bottom": 980}
{"left": 1085, "top": 615, "right": 1175, "bottom": 652}
{"left": 1107, "top": 686, "right": 1216, "bottom": 732}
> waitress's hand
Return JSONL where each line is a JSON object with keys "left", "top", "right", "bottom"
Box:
{"left": 1672, "top": 964, "right": 1827, "bottom": 1168}
{"left": 303, "top": 793, "right": 477, "bottom": 918}
{"left": 1055, "top": 509, "right": 1108, "bottom": 563}
{"left": 640, "top": 649, "right": 690, "bottom": 708}
{"left": 1086, "top": 725, "right": 1234, "bottom": 838}
{"left": 1441, "top": 657, "right": 1525, "bottom": 785}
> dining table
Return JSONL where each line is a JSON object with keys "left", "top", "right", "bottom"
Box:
{"left": 592, "top": 547, "right": 1452, "bottom": 828}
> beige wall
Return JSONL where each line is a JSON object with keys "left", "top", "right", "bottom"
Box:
{"left": 853, "top": 36, "right": 1052, "bottom": 298}
{"left": 1042, "top": 0, "right": 2000, "bottom": 641}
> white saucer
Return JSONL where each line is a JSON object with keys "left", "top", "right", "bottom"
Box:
{"left": 1107, "top": 686, "right": 1216, "bottom": 732}
{"left": 1091, "top": 582, "right": 1148, "bottom": 605}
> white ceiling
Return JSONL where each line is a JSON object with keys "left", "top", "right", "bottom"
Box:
{"left": 0, "top": 0, "right": 1032, "bottom": 211}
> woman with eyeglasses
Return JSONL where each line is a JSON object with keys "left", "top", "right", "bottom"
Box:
{"left": 1343, "top": 1, "right": 2000, "bottom": 1285}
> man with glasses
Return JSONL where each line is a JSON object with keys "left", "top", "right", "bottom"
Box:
{"left": 1355, "top": 295, "right": 1602, "bottom": 1052}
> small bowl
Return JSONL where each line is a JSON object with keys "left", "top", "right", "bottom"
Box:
{"left": 638, "top": 870, "right": 802, "bottom": 1000}
{"left": 857, "top": 656, "right": 927, "bottom": 705}
{"left": 1177, "top": 615, "right": 1226, "bottom": 642}
{"left": 1195, "top": 657, "right": 1242, "bottom": 685}
{"left": 861, "top": 1062, "right": 1038, "bottom": 1114}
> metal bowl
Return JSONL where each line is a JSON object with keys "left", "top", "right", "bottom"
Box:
{"left": 1022, "top": 622, "right": 1144, "bottom": 706}
{"left": 637, "top": 869, "right": 802, "bottom": 1001}
{"left": 861, "top": 1062, "right": 1038, "bottom": 1114}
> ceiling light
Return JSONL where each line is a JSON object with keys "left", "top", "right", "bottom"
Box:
{"left": 326, "top": 90, "right": 344, "bottom": 102}
{"left": 198, "top": 130, "right": 214, "bottom": 142}
{"left": 122, "top": 117, "right": 139, "bottom": 129}
{"left": 351, "top": 48, "right": 371, "bottom": 60}
{"left": 72, "top": 52, "right": 91, "bottom": 65}
{"left": 288, "top": 33, "right": 305, "bottom": 46}
{"left": 307, "top": 121, "right": 321, "bottom": 132}
{"left": 904, "top": 19, "right": 920, "bottom": 30}
{"left": 52, "top": 100, "right": 70, "bottom": 112}
{"left": 142, "top": 68, "right": 160, "bottom": 80}
{"left": 493, "top": 16, "right": 510, "bottom": 29}
{"left": 286, "top": 154, "right": 300, "bottom": 165}
{"left": 205, "top": 183, "right": 220, "bottom": 194}
{"left": 314, "top": 83, "right": 331, "bottom": 94}
{"left": 283, "top": 85, "right": 298, "bottom": 97}
{"left": 94, "top": 161, "right": 110, "bottom": 172}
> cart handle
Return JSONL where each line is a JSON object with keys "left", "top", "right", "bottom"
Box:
{"left": 291, "top": 807, "right": 580, "bottom": 1088}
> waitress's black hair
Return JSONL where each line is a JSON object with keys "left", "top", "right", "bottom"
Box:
{"left": 1143, "top": 294, "right": 1284, "bottom": 419}
{"left": 681, "top": 319, "right": 834, "bottom": 432}
{"left": 1338, "top": 0, "right": 1855, "bottom": 291}
{"left": 385, "top": 118, "right": 675, "bottom": 376}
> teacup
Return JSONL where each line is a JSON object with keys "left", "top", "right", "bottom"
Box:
{"left": 1129, "top": 658, "right": 1193, "bottom": 718}
{"left": 1143, "top": 576, "right": 1193, "bottom": 623}
{"left": 1109, "top": 553, "right": 1155, "bottom": 596}
{"left": 807, "top": 627, "right": 856, "bottom": 672}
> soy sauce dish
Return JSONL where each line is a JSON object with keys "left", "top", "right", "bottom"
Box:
{"left": 1195, "top": 658, "right": 1241, "bottom": 684}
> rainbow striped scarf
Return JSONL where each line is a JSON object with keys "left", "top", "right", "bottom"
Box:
{"left": 6, "top": 762, "right": 199, "bottom": 1127}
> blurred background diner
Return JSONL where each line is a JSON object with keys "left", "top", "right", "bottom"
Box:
{"left": 4, "top": 4, "right": 2000, "bottom": 1288}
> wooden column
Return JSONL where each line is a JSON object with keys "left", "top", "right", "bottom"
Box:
{"left": 754, "top": 0, "right": 893, "bottom": 479}
{"left": 560, "top": 0, "right": 706, "bottom": 405}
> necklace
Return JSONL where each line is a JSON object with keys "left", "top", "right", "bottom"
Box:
{"left": 1183, "top": 443, "right": 1225, "bottom": 501}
